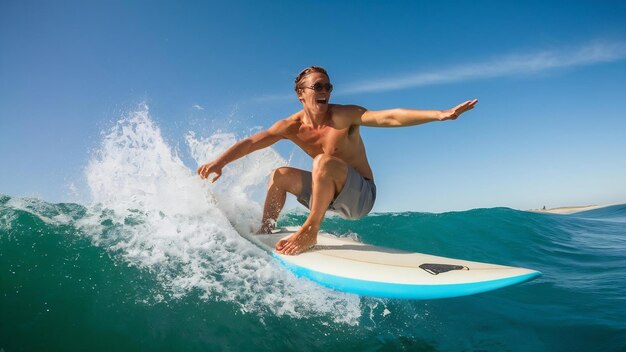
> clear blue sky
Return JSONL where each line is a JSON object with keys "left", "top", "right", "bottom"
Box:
{"left": 1, "top": 0, "right": 625, "bottom": 212}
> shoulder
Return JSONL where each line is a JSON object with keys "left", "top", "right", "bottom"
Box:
{"left": 331, "top": 104, "right": 367, "bottom": 115}
{"left": 268, "top": 112, "right": 303, "bottom": 136}
{"left": 329, "top": 104, "right": 367, "bottom": 128}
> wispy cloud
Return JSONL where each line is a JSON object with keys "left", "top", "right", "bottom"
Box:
{"left": 342, "top": 41, "right": 626, "bottom": 95}
{"left": 192, "top": 104, "right": 205, "bottom": 110}
{"left": 252, "top": 41, "right": 626, "bottom": 101}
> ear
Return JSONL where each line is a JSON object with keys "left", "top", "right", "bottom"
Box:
{"left": 296, "top": 88, "right": 304, "bottom": 102}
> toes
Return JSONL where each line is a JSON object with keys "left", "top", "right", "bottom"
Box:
{"left": 275, "top": 239, "right": 288, "bottom": 251}
{"left": 277, "top": 242, "right": 294, "bottom": 254}
{"left": 286, "top": 244, "right": 300, "bottom": 255}
{"left": 276, "top": 240, "right": 315, "bottom": 255}
{"left": 285, "top": 245, "right": 297, "bottom": 255}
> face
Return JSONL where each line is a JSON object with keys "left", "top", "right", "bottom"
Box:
{"left": 296, "top": 72, "right": 332, "bottom": 114}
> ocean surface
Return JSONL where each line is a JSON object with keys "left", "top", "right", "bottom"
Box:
{"left": 2, "top": 108, "right": 625, "bottom": 351}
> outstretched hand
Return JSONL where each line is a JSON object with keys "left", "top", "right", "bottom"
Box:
{"left": 439, "top": 99, "right": 478, "bottom": 121}
{"left": 197, "top": 161, "right": 223, "bottom": 182}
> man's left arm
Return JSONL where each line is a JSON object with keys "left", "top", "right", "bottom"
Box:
{"left": 354, "top": 99, "right": 478, "bottom": 127}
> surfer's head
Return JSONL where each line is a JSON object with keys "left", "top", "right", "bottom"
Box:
{"left": 294, "top": 66, "right": 330, "bottom": 92}
{"left": 295, "top": 66, "right": 332, "bottom": 113}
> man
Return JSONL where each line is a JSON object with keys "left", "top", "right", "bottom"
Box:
{"left": 198, "top": 66, "right": 477, "bottom": 255}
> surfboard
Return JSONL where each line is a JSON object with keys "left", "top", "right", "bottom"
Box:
{"left": 243, "top": 227, "right": 541, "bottom": 299}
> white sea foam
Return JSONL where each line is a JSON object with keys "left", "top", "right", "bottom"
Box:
{"left": 80, "top": 103, "right": 362, "bottom": 324}
{"left": 4, "top": 197, "right": 63, "bottom": 226}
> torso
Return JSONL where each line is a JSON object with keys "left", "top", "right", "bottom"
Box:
{"left": 281, "top": 105, "right": 374, "bottom": 181}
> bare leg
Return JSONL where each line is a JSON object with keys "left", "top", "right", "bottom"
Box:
{"left": 275, "top": 155, "right": 348, "bottom": 255}
{"left": 257, "top": 167, "right": 305, "bottom": 234}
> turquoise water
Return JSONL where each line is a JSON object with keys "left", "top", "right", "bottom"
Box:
{"left": 2, "top": 195, "right": 625, "bottom": 351}
{"left": 2, "top": 110, "right": 625, "bottom": 351}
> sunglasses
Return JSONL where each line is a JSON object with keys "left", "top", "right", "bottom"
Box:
{"left": 303, "top": 82, "right": 333, "bottom": 92}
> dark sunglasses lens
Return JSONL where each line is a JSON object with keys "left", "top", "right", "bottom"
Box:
{"left": 313, "top": 83, "right": 333, "bottom": 92}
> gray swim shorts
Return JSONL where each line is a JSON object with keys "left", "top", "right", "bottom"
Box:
{"left": 296, "top": 166, "right": 376, "bottom": 220}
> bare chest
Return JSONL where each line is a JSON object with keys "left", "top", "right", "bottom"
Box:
{"left": 292, "top": 125, "right": 354, "bottom": 158}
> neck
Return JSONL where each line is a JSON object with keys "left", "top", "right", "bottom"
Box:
{"left": 302, "top": 107, "right": 329, "bottom": 128}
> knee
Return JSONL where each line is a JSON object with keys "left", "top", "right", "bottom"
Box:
{"left": 268, "top": 167, "right": 292, "bottom": 189}
{"left": 312, "top": 154, "right": 335, "bottom": 174}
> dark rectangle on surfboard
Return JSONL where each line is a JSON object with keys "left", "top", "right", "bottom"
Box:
{"left": 420, "top": 263, "right": 468, "bottom": 275}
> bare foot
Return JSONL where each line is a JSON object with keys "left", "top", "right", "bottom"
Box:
{"left": 256, "top": 220, "right": 276, "bottom": 234}
{"left": 275, "top": 224, "right": 319, "bottom": 255}
{"left": 256, "top": 225, "right": 272, "bottom": 234}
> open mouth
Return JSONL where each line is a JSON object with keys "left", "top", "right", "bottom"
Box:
{"left": 316, "top": 98, "right": 328, "bottom": 104}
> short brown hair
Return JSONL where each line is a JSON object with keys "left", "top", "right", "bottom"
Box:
{"left": 294, "top": 66, "right": 329, "bottom": 91}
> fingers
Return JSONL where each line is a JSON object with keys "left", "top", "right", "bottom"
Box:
{"left": 464, "top": 99, "right": 478, "bottom": 110}
{"left": 461, "top": 100, "right": 477, "bottom": 109}
{"left": 197, "top": 164, "right": 210, "bottom": 179}
{"left": 453, "top": 99, "right": 478, "bottom": 116}
{"left": 459, "top": 99, "right": 477, "bottom": 107}
{"left": 197, "top": 163, "right": 222, "bottom": 181}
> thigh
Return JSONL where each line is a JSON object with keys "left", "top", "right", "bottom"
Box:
{"left": 329, "top": 166, "right": 376, "bottom": 219}
{"left": 312, "top": 155, "right": 349, "bottom": 195}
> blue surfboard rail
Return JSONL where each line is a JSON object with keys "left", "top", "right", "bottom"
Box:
{"left": 274, "top": 254, "right": 541, "bottom": 299}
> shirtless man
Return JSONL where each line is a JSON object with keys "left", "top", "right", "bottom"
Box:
{"left": 197, "top": 66, "right": 477, "bottom": 255}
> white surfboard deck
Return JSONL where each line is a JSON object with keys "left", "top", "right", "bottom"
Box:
{"left": 242, "top": 227, "right": 541, "bottom": 299}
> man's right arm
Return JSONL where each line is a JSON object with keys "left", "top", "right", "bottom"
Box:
{"left": 197, "top": 120, "right": 289, "bottom": 182}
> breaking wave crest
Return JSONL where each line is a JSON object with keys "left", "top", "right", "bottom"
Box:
{"left": 69, "top": 104, "right": 361, "bottom": 323}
